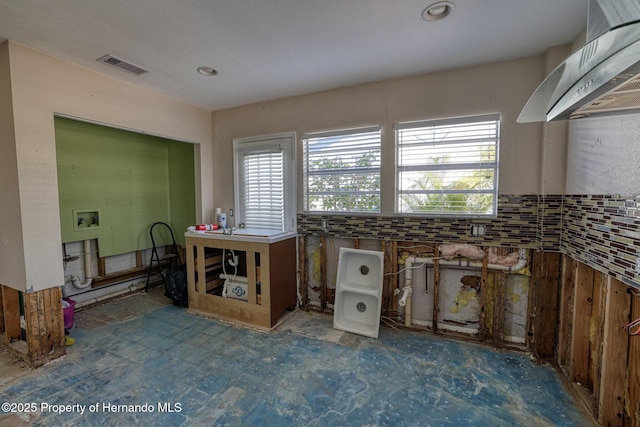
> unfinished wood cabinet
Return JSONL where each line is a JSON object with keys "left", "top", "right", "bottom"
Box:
{"left": 185, "top": 232, "right": 297, "bottom": 329}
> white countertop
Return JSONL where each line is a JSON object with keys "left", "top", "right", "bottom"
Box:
{"left": 185, "top": 228, "right": 297, "bottom": 244}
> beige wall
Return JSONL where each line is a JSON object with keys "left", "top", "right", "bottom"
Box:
{"left": 566, "top": 112, "right": 640, "bottom": 194}
{"left": 211, "top": 55, "right": 556, "bottom": 217}
{"left": 1, "top": 41, "right": 213, "bottom": 292}
{"left": 561, "top": 27, "right": 640, "bottom": 196}
{"left": 0, "top": 42, "right": 27, "bottom": 290}
{"left": 538, "top": 45, "right": 572, "bottom": 195}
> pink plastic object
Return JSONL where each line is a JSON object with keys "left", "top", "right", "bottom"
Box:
{"left": 63, "top": 298, "right": 76, "bottom": 329}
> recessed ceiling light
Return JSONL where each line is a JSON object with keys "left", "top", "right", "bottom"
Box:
{"left": 197, "top": 66, "right": 218, "bottom": 76}
{"left": 422, "top": 1, "right": 455, "bottom": 21}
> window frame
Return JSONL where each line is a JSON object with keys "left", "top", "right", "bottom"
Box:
{"left": 302, "top": 126, "right": 382, "bottom": 214}
{"left": 394, "top": 114, "right": 500, "bottom": 218}
{"left": 233, "top": 132, "right": 296, "bottom": 232}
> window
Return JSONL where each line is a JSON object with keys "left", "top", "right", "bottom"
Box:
{"left": 395, "top": 114, "right": 499, "bottom": 216}
{"left": 233, "top": 133, "right": 296, "bottom": 231}
{"left": 303, "top": 126, "right": 381, "bottom": 213}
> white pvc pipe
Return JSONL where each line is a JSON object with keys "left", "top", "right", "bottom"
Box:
{"left": 401, "top": 249, "right": 528, "bottom": 328}
{"left": 405, "top": 248, "right": 528, "bottom": 279}
{"left": 66, "top": 274, "right": 93, "bottom": 290}
{"left": 398, "top": 285, "right": 413, "bottom": 327}
{"left": 404, "top": 295, "right": 412, "bottom": 327}
{"left": 69, "top": 239, "right": 94, "bottom": 289}
{"left": 398, "top": 286, "right": 412, "bottom": 307}
{"left": 83, "top": 239, "right": 92, "bottom": 278}
{"left": 75, "top": 282, "right": 146, "bottom": 309}
{"left": 219, "top": 274, "right": 248, "bottom": 283}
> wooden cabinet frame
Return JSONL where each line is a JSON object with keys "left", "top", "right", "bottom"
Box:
{"left": 185, "top": 235, "right": 297, "bottom": 329}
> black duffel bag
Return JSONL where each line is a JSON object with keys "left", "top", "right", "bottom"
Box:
{"left": 163, "top": 265, "right": 188, "bottom": 307}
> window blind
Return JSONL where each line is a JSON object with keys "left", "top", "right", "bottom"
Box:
{"left": 303, "top": 127, "right": 381, "bottom": 213}
{"left": 395, "top": 114, "right": 499, "bottom": 216}
{"left": 240, "top": 150, "right": 285, "bottom": 230}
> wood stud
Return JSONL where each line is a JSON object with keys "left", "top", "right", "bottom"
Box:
{"left": 557, "top": 256, "right": 640, "bottom": 426}
{"left": 0, "top": 285, "right": 65, "bottom": 367}
{"left": 298, "top": 235, "right": 308, "bottom": 309}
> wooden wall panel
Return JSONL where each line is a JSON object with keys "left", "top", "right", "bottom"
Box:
{"left": 381, "top": 241, "right": 393, "bottom": 317}
{"left": 626, "top": 294, "right": 640, "bottom": 425}
{"left": 479, "top": 256, "right": 489, "bottom": 341}
{"left": 530, "top": 251, "right": 561, "bottom": 360}
{"left": 298, "top": 236, "right": 308, "bottom": 308}
{"left": 493, "top": 272, "right": 506, "bottom": 346}
{"left": 432, "top": 244, "right": 440, "bottom": 333}
{"left": 24, "top": 287, "right": 65, "bottom": 367}
{"left": 557, "top": 256, "right": 576, "bottom": 370}
{"left": 390, "top": 241, "right": 398, "bottom": 316}
{"left": 320, "top": 236, "right": 327, "bottom": 310}
{"left": 2, "top": 286, "right": 21, "bottom": 341}
{"left": 598, "top": 277, "right": 630, "bottom": 426}
{"left": 570, "top": 262, "right": 594, "bottom": 385}
{"left": 589, "top": 271, "right": 606, "bottom": 403}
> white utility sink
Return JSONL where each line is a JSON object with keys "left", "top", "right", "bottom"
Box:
{"left": 185, "top": 228, "right": 296, "bottom": 244}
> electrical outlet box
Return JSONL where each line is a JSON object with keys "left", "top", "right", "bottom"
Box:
{"left": 73, "top": 209, "right": 101, "bottom": 231}
{"left": 469, "top": 225, "right": 485, "bottom": 236}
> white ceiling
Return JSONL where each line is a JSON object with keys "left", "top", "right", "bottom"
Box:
{"left": 0, "top": 0, "right": 589, "bottom": 111}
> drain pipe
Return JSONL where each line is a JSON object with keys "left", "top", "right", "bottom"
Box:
{"left": 83, "top": 239, "right": 92, "bottom": 278}
{"left": 70, "top": 240, "right": 94, "bottom": 289}
{"left": 398, "top": 285, "right": 412, "bottom": 327}
{"left": 64, "top": 240, "right": 94, "bottom": 290}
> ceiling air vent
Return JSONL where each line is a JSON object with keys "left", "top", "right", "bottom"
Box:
{"left": 96, "top": 54, "right": 148, "bottom": 76}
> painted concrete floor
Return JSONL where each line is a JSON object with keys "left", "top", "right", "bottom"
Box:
{"left": 0, "top": 287, "right": 592, "bottom": 426}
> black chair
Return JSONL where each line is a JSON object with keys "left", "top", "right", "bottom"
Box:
{"left": 145, "top": 222, "right": 180, "bottom": 292}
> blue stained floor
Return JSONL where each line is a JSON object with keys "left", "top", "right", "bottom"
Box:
{"left": 0, "top": 289, "right": 592, "bottom": 426}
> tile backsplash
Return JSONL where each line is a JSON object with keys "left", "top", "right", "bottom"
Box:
{"left": 297, "top": 193, "right": 640, "bottom": 288}
{"left": 562, "top": 195, "right": 640, "bottom": 288}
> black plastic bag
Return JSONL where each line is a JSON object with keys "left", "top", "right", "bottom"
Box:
{"left": 163, "top": 265, "right": 188, "bottom": 307}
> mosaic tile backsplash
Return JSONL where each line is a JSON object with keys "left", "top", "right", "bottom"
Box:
{"left": 299, "top": 195, "right": 544, "bottom": 249}
{"left": 297, "top": 193, "right": 640, "bottom": 288}
{"left": 562, "top": 195, "right": 640, "bottom": 288}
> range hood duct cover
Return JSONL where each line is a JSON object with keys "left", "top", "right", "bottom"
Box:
{"left": 518, "top": 1, "right": 640, "bottom": 122}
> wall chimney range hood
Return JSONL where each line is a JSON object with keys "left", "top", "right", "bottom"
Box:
{"left": 518, "top": 1, "right": 640, "bottom": 122}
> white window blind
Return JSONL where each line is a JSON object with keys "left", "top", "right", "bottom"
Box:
{"left": 239, "top": 150, "right": 285, "bottom": 230}
{"left": 303, "top": 127, "right": 381, "bottom": 213}
{"left": 395, "top": 114, "right": 499, "bottom": 216}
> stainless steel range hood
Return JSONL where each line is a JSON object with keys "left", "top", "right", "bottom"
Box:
{"left": 518, "top": 1, "right": 640, "bottom": 122}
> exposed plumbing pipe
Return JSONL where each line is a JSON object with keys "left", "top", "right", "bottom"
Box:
{"left": 79, "top": 240, "right": 94, "bottom": 289}
{"left": 65, "top": 240, "right": 94, "bottom": 289}
{"left": 219, "top": 274, "right": 247, "bottom": 283}
{"left": 400, "top": 249, "right": 529, "bottom": 327}
{"left": 405, "top": 248, "right": 528, "bottom": 280}
{"left": 65, "top": 274, "right": 93, "bottom": 290}
{"left": 398, "top": 285, "right": 413, "bottom": 327}
{"left": 83, "top": 239, "right": 92, "bottom": 276}
{"left": 65, "top": 275, "right": 82, "bottom": 288}
{"left": 74, "top": 282, "right": 147, "bottom": 309}
{"left": 398, "top": 286, "right": 412, "bottom": 307}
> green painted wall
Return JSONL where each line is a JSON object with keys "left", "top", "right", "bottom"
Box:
{"left": 55, "top": 117, "right": 195, "bottom": 256}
